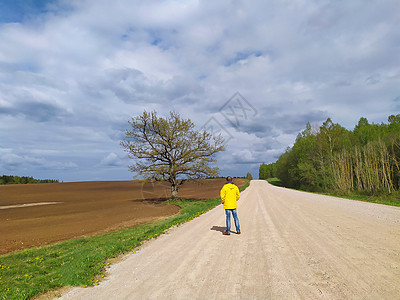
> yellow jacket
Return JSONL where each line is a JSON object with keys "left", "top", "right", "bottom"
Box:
{"left": 220, "top": 183, "right": 240, "bottom": 209}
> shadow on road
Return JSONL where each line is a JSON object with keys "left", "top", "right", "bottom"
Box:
{"left": 210, "top": 226, "right": 226, "bottom": 233}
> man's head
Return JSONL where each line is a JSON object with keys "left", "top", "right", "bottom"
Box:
{"left": 226, "top": 176, "right": 233, "bottom": 182}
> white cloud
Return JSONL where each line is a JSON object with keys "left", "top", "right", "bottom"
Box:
{"left": 100, "top": 152, "right": 123, "bottom": 167}
{"left": 0, "top": 148, "right": 78, "bottom": 172}
{"left": 0, "top": 0, "right": 399, "bottom": 180}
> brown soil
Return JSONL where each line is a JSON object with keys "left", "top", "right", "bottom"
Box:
{"left": 0, "top": 178, "right": 245, "bottom": 255}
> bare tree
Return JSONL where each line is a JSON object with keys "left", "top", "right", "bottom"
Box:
{"left": 121, "top": 111, "right": 225, "bottom": 198}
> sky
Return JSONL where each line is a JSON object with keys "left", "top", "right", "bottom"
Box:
{"left": 0, "top": 0, "right": 399, "bottom": 182}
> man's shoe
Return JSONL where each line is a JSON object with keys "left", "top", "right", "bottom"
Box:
{"left": 223, "top": 231, "right": 230, "bottom": 235}
{"left": 237, "top": 231, "right": 241, "bottom": 234}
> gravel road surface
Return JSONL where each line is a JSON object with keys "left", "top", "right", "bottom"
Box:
{"left": 59, "top": 180, "right": 400, "bottom": 299}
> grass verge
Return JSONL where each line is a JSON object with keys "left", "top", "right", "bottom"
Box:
{"left": 265, "top": 178, "right": 283, "bottom": 187}
{"left": 320, "top": 190, "right": 400, "bottom": 207}
{"left": 0, "top": 180, "right": 249, "bottom": 300}
{"left": 266, "top": 178, "right": 399, "bottom": 207}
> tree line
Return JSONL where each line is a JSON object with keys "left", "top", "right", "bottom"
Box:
{"left": 0, "top": 175, "right": 59, "bottom": 185}
{"left": 260, "top": 114, "right": 400, "bottom": 195}
{"left": 259, "top": 163, "right": 276, "bottom": 180}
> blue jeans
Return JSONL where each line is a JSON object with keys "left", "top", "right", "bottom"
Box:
{"left": 225, "top": 209, "right": 240, "bottom": 233}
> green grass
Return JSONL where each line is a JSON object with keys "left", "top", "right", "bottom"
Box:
{"left": 266, "top": 177, "right": 283, "bottom": 187}
{"left": 320, "top": 190, "right": 400, "bottom": 207}
{"left": 265, "top": 178, "right": 399, "bottom": 207}
{"left": 0, "top": 180, "right": 249, "bottom": 300}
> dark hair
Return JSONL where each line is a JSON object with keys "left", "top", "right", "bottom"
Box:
{"left": 226, "top": 176, "right": 232, "bottom": 182}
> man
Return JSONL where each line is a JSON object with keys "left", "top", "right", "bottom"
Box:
{"left": 220, "top": 176, "right": 241, "bottom": 235}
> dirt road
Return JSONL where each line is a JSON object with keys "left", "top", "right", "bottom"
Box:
{"left": 59, "top": 180, "right": 400, "bottom": 299}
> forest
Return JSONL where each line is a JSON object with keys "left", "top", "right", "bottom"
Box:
{"left": 260, "top": 114, "right": 400, "bottom": 196}
{"left": 0, "top": 175, "right": 59, "bottom": 185}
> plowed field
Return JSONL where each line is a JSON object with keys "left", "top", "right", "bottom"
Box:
{"left": 0, "top": 178, "right": 245, "bottom": 254}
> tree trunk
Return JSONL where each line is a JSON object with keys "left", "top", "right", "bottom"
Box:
{"left": 170, "top": 175, "right": 178, "bottom": 198}
{"left": 171, "top": 184, "right": 178, "bottom": 198}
